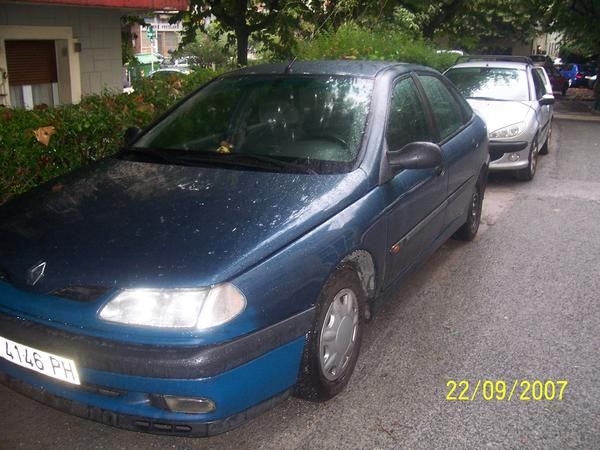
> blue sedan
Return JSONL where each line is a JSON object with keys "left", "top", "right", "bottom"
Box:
{"left": 0, "top": 61, "right": 489, "bottom": 436}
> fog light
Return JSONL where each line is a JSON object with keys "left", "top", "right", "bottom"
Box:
{"left": 163, "top": 395, "right": 216, "bottom": 414}
{"left": 509, "top": 153, "right": 520, "bottom": 162}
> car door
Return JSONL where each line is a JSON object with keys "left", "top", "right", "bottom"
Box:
{"left": 416, "top": 73, "right": 479, "bottom": 231}
{"left": 382, "top": 75, "right": 448, "bottom": 286}
{"left": 532, "top": 67, "right": 551, "bottom": 143}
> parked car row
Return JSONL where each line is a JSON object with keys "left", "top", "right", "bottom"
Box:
{"left": 0, "top": 57, "right": 552, "bottom": 437}
{"left": 557, "top": 62, "right": 599, "bottom": 89}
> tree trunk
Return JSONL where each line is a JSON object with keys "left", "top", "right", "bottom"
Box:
{"left": 235, "top": 27, "right": 249, "bottom": 66}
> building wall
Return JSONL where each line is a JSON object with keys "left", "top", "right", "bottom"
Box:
{"left": 0, "top": 3, "right": 123, "bottom": 97}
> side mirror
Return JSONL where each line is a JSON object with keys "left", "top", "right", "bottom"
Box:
{"left": 387, "top": 142, "right": 442, "bottom": 172}
{"left": 124, "top": 126, "right": 142, "bottom": 146}
{"left": 539, "top": 94, "right": 555, "bottom": 106}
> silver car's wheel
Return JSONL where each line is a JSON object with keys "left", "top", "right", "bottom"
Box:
{"left": 517, "top": 138, "right": 538, "bottom": 181}
{"left": 540, "top": 121, "right": 551, "bottom": 155}
{"left": 319, "top": 288, "right": 359, "bottom": 381}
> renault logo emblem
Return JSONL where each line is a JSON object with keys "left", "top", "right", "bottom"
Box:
{"left": 27, "top": 262, "right": 46, "bottom": 286}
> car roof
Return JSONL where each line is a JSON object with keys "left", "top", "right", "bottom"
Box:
{"left": 223, "top": 60, "right": 436, "bottom": 78}
{"left": 448, "top": 61, "right": 529, "bottom": 70}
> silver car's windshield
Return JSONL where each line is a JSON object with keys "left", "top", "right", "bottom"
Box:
{"left": 133, "top": 75, "right": 373, "bottom": 173}
{"left": 445, "top": 67, "right": 529, "bottom": 101}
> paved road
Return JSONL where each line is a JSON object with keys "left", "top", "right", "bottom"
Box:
{"left": 1, "top": 120, "right": 599, "bottom": 449}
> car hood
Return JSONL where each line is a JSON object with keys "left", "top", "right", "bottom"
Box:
{"left": 0, "top": 159, "right": 368, "bottom": 295}
{"left": 466, "top": 99, "right": 533, "bottom": 134}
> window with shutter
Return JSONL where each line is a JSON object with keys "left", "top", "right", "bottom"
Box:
{"left": 5, "top": 40, "right": 58, "bottom": 87}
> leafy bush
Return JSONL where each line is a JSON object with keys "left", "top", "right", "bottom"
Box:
{"left": 296, "top": 22, "right": 458, "bottom": 72}
{"left": 0, "top": 68, "right": 220, "bottom": 203}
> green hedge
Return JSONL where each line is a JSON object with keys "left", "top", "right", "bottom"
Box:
{"left": 297, "top": 23, "right": 458, "bottom": 72}
{"left": 0, "top": 68, "right": 219, "bottom": 203}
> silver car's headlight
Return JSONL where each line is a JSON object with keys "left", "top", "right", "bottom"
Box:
{"left": 99, "top": 283, "right": 246, "bottom": 329}
{"left": 489, "top": 122, "right": 526, "bottom": 139}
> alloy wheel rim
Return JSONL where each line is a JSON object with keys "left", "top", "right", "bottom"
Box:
{"left": 530, "top": 142, "right": 538, "bottom": 175}
{"left": 319, "top": 288, "right": 359, "bottom": 381}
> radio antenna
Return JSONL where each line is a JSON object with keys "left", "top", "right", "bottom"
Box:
{"left": 284, "top": 0, "right": 348, "bottom": 73}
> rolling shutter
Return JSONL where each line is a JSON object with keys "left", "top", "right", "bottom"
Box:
{"left": 5, "top": 40, "right": 58, "bottom": 87}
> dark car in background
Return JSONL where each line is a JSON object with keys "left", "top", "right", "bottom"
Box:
{"left": 558, "top": 63, "right": 580, "bottom": 85}
{"left": 0, "top": 60, "right": 489, "bottom": 437}
{"left": 537, "top": 63, "right": 570, "bottom": 95}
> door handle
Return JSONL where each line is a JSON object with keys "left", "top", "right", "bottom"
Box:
{"left": 436, "top": 165, "right": 445, "bottom": 176}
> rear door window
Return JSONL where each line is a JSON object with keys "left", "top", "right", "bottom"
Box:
{"left": 532, "top": 68, "right": 547, "bottom": 100}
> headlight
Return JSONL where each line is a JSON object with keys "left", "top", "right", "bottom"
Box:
{"left": 489, "top": 122, "right": 526, "bottom": 139}
{"left": 99, "top": 283, "right": 246, "bottom": 329}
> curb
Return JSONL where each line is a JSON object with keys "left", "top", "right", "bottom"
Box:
{"left": 554, "top": 112, "right": 600, "bottom": 122}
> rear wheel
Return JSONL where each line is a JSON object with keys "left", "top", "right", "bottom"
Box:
{"left": 516, "top": 138, "right": 538, "bottom": 181}
{"left": 295, "top": 266, "right": 365, "bottom": 401}
{"left": 454, "top": 178, "right": 484, "bottom": 241}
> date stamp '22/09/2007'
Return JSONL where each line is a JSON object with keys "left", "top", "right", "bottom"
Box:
{"left": 446, "top": 380, "right": 568, "bottom": 401}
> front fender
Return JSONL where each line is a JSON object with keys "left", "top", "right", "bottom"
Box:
{"left": 232, "top": 186, "right": 388, "bottom": 331}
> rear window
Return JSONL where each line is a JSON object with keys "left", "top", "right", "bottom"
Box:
{"left": 445, "top": 67, "right": 529, "bottom": 101}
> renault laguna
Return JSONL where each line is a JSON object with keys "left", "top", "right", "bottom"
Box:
{"left": 0, "top": 61, "right": 489, "bottom": 436}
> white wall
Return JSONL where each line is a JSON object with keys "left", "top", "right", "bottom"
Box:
{"left": 0, "top": 3, "right": 123, "bottom": 97}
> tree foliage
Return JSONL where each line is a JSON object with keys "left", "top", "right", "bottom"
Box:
{"left": 175, "top": 0, "right": 303, "bottom": 65}
{"left": 174, "top": 0, "right": 599, "bottom": 66}
{"left": 540, "top": 0, "right": 600, "bottom": 55}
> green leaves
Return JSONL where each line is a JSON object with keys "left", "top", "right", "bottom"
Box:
{"left": 295, "top": 22, "right": 458, "bottom": 71}
{"left": 0, "top": 68, "right": 221, "bottom": 204}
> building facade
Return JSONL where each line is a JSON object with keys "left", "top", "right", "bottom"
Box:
{"left": 0, "top": 0, "right": 187, "bottom": 109}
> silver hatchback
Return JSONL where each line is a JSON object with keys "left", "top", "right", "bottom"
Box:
{"left": 445, "top": 56, "right": 554, "bottom": 180}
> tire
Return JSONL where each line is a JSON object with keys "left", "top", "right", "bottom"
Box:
{"left": 516, "top": 138, "right": 538, "bottom": 181}
{"left": 453, "top": 176, "right": 485, "bottom": 241}
{"left": 539, "top": 121, "right": 552, "bottom": 155}
{"left": 562, "top": 83, "right": 568, "bottom": 96}
{"left": 295, "top": 266, "right": 365, "bottom": 401}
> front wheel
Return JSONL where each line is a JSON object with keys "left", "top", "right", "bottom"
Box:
{"left": 295, "top": 266, "right": 365, "bottom": 401}
{"left": 516, "top": 138, "right": 538, "bottom": 181}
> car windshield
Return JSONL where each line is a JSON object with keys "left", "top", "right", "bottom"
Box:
{"left": 445, "top": 67, "right": 529, "bottom": 101}
{"left": 132, "top": 75, "right": 374, "bottom": 173}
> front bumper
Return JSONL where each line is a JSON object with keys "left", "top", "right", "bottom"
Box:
{"left": 489, "top": 140, "right": 530, "bottom": 171}
{"left": 0, "top": 309, "right": 313, "bottom": 436}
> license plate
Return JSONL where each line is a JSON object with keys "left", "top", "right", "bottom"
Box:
{"left": 0, "top": 335, "right": 80, "bottom": 385}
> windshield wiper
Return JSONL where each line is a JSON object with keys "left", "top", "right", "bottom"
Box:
{"left": 120, "top": 148, "right": 318, "bottom": 174}
{"left": 223, "top": 153, "right": 318, "bottom": 175}
{"left": 170, "top": 151, "right": 318, "bottom": 174}
{"left": 119, "top": 147, "right": 182, "bottom": 164}
{"left": 467, "top": 96, "right": 513, "bottom": 102}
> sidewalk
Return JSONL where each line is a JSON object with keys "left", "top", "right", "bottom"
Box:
{"left": 554, "top": 87, "right": 600, "bottom": 122}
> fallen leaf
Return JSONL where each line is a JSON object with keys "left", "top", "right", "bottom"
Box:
{"left": 33, "top": 126, "right": 56, "bottom": 146}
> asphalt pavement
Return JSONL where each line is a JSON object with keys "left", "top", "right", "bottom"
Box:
{"left": 1, "top": 115, "right": 599, "bottom": 449}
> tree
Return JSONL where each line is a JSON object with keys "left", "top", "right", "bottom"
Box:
{"left": 540, "top": 0, "right": 600, "bottom": 55}
{"left": 177, "top": 0, "right": 296, "bottom": 65}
